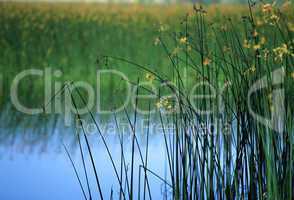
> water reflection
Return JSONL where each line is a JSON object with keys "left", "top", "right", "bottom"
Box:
{"left": 0, "top": 111, "right": 168, "bottom": 200}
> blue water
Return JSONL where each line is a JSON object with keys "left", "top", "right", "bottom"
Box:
{"left": 0, "top": 115, "right": 169, "bottom": 200}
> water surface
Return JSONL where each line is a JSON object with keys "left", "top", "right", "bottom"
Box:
{"left": 0, "top": 113, "right": 169, "bottom": 200}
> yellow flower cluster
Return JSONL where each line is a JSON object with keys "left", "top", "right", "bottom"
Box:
{"left": 179, "top": 37, "right": 187, "bottom": 44}
{"left": 262, "top": 4, "right": 273, "bottom": 13}
{"left": 156, "top": 97, "right": 173, "bottom": 111}
{"left": 260, "top": 3, "right": 280, "bottom": 25}
{"left": 243, "top": 66, "right": 256, "bottom": 75}
{"left": 244, "top": 36, "right": 266, "bottom": 50}
{"left": 273, "top": 43, "right": 292, "bottom": 61}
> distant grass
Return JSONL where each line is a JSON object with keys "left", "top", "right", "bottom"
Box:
{"left": 0, "top": 2, "right": 254, "bottom": 109}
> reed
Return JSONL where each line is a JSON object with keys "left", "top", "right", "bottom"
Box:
{"left": 60, "top": 1, "right": 293, "bottom": 199}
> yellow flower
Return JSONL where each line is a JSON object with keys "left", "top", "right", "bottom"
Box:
{"left": 154, "top": 37, "right": 160, "bottom": 46}
{"left": 260, "top": 37, "right": 266, "bottom": 45}
{"left": 156, "top": 97, "right": 173, "bottom": 111}
{"left": 179, "top": 37, "right": 187, "bottom": 44}
{"left": 243, "top": 66, "right": 256, "bottom": 75}
{"left": 156, "top": 101, "right": 162, "bottom": 109}
{"left": 145, "top": 73, "right": 155, "bottom": 82}
{"left": 203, "top": 57, "right": 211, "bottom": 66}
{"left": 262, "top": 4, "right": 272, "bottom": 13}
{"left": 252, "top": 30, "right": 258, "bottom": 37}
{"left": 270, "top": 14, "right": 279, "bottom": 23}
{"left": 263, "top": 49, "right": 270, "bottom": 59}
{"left": 253, "top": 44, "right": 261, "bottom": 50}
{"left": 273, "top": 43, "right": 289, "bottom": 61}
{"left": 243, "top": 39, "right": 251, "bottom": 49}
